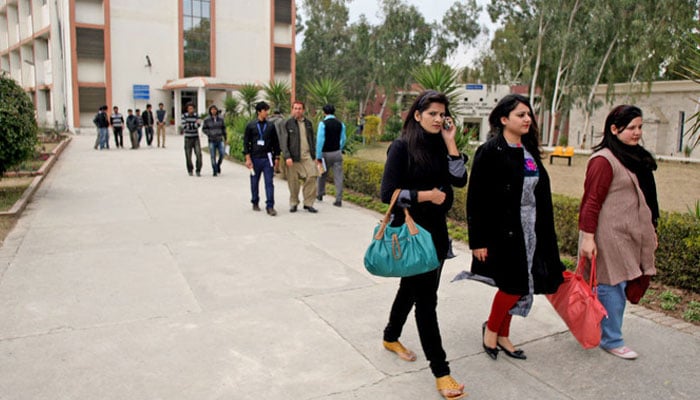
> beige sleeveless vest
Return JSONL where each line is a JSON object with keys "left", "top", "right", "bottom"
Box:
{"left": 585, "top": 148, "right": 656, "bottom": 285}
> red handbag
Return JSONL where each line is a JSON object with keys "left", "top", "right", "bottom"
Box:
{"left": 546, "top": 257, "right": 608, "bottom": 349}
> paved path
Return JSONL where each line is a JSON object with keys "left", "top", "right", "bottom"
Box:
{"left": 0, "top": 134, "right": 698, "bottom": 399}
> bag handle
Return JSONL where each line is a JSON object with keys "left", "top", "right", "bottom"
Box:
{"left": 576, "top": 256, "right": 598, "bottom": 289}
{"left": 374, "top": 189, "right": 420, "bottom": 240}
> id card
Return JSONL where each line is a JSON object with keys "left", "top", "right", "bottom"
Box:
{"left": 257, "top": 140, "right": 265, "bottom": 146}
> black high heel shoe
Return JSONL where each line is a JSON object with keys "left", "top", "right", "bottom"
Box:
{"left": 481, "top": 322, "right": 499, "bottom": 360}
{"left": 497, "top": 343, "right": 527, "bottom": 360}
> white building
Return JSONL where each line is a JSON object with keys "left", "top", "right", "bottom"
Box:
{"left": 452, "top": 83, "right": 511, "bottom": 142}
{"left": 568, "top": 80, "right": 700, "bottom": 158}
{"left": 0, "top": 0, "right": 295, "bottom": 132}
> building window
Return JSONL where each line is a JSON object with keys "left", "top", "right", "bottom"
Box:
{"left": 274, "top": 47, "right": 291, "bottom": 73}
{"left": 183, "top": 0, "right": 211, "bottom": 77}
{"left": 78, "top": 87, "right": 106, "bottom": 113}
{"left": 275, "top": 0, "right": 292, "bottom": 24}
{"left": 76, "top": 28, "right": 105, "bottom": 59}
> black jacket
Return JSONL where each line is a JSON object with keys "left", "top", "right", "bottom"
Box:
{"left": 93, "top": 111, "right": 109, "bottom": 128}
{"left": 281, "top": 117, "right": 315, "bottom": 161}
{"left": 467, "top": 135, "right": 564, "bottom": 295}
{"left": 380, "top": 135, "right": 468, "bottom": 261}
{"left": 243, "top": 119, "right": 281, "bottom": 159}
{"left": 203, "top": 115, "right": 226, "bottom": 142}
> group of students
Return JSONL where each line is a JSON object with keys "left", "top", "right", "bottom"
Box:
{"left": 381, "top": 91, "right": 658, "bottom": 399}
{"left": 181, "top": 99, "right": 347, "bottom": 217}
{"left": 93, "top": 103, "right": 169, "bottom": 150}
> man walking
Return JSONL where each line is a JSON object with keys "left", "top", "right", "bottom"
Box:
{"left": 315, "top": 104, "right": 347, "bottom": 207}
{"left": 110, "top": 106, "right": 124, "bottom": 149}
{"left": 93, "top": 105, "right": 109, "bottom": 150}
{"left": 135, "top": 108, "right": 144, "bottom": 146}
{"left": 202, "top": 105, "right": 226, "bottom": 176}
{"left": 182, "top": 103, "right": 202, "bottom": 176}
{"left": 244, "top": 101, "right": 280, "bottom": 216}
{"left": 156, "top": 102, "right": 167, "bottom": 148}
{"left": 280, "top": 101, "right": 318, "bottom": 213}
{"left": 126, "top": 109, "right": 139, "bottom": 149}
{"left": 142, "top": 104, "right": 155, "bottom": 146}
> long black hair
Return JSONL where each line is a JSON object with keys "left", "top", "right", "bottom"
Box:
{"left": 488, "top": 94, "right": 542, "bottom": 159}
{"left": 594, "top": 105, "right": 657, "bottom": 172}
{"left": 401, "top": 90, "right": 450, "bottom": 167}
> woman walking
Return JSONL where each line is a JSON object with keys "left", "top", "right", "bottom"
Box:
{"left": 380, "top": 90, "right": 468, "bottom": 399}
{"left": 578, "top": 105, "right": 657, "bottom": 359}
{"left": 467, "top": 94, "right": 564, "bottom": 361}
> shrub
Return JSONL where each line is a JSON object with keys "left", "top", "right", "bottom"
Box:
{"left": 341, "top": 154, "right": 700, "bottom": 294}
{"left": 362, "top": 115, "right": 382, "bottom": 144}
{"left": 656, "top": 211, "right": 700, "bottom": 292}
{"left": 226, "top": 115, "right": 249, "bottom": 162}
{"left": 0, "top": 74, "right": 39, "bottom": 176}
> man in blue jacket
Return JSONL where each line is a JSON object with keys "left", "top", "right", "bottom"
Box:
{"left": 315, "top": 104, "right": 346, "bottom": 207}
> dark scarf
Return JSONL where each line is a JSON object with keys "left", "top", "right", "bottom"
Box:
{"left": 610, "top": 142, "right": 659, "bottom": 227}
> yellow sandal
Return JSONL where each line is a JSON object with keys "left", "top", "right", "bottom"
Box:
{"left": 382, "top": 340, "right": 417, "bottom": 362}
{"left": 436, "top": 375, "right": 467, "bottom": 399}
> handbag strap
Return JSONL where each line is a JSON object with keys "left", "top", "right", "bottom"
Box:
{"left": 374, "top": 189, "right": 420, "bottom": 240}
{"left": 576, "top": 256, "right": 599, "bottom": 289}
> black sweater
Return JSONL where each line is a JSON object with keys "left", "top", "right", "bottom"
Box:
{"left": 380, "top": 133, "right": 468, "bottom": 260}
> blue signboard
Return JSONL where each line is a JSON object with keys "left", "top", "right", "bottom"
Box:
{"left": 133, "top": 84, "right": 150, "bottom": 100}
{"left": 465, "top": 84, "right": 484, "bottom": 90}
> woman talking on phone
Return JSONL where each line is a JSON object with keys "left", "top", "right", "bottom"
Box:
{"left": 380, "top": 90, "right": 468, "bottom": 399}
{"left": 467, "top": 94, "right": 564, "bottom": 361}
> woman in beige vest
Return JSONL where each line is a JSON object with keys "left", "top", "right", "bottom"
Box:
{"left": 579, "top": 105, "right": 658, "bottom": 360}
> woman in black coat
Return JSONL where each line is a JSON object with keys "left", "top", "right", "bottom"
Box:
{"left": 380, "top": 90, "right": 468, "bottom": 399}
{"left": 467, "top": 94, "right": 563, "bottom": 361}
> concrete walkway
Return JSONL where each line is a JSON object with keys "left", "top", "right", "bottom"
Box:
{"left": 0, "top": 133, "right": 698, "bottom": 400}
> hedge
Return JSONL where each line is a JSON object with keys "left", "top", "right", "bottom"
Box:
{"left": 339, "top": 156, "right": 700, "bottom": 293}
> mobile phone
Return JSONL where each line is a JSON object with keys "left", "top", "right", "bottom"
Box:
{"left": 443, "top": 119, "right": 452, "bottom": 130}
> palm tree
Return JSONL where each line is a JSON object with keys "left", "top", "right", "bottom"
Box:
{"left": 411, "top": 63, "right": 461, "bottom": 109}
{"left": 237, "top": 83, "right": 261, "bottom": 117}
{"left": 303, "top": 77, "right": 345, "bottom": 116}
{"left": 263, "top": 80, "right": 291, "bottom": 114}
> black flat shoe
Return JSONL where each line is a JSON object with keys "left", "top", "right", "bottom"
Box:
{"left": 482, "top": 322, "right": 499, "bottom": 360}
{"left": 497, "top": 343, "right": 527, "bottom": 360}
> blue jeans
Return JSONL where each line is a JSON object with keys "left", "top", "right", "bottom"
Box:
{"left": 597, "top": 281, "right": 627, "bottom": 349}
{"left": 137, "top": 128, "right": 143, "bottom": 144}
{"left": 250, "top": 157, "right": 275, "bottom": 209}
{"left": 98, "top": 127, "right": 109, "bottom": 149}
{"left": 209, "top": 141, "right": 225, "bottom": 174}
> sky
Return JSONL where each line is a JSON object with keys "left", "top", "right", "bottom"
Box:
{"left": 296, "top": 0, "right": 496, "bottom": 68}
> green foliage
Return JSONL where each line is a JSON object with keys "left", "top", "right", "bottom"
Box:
{"left": 411, "top": 63, "right": 461, "bottom": 108}
{"left": 263, "top": 80, "right": 291, "bottom": 114}
{"left": 362, "top": 115, "right": 382, "bottom": 145}
{"left": 660, "top": 290, "right": 682, "bottom": 310}
{"left": 223, "top": 96, "right": 240, "bottom": 125}
{"left": 688, "top": 200, "right": 700, "bottom": 220}
{"left": 656, "top": 211, "right": 700, "bottom": 292}
{"left": 683, "top": 301, "right": 700, "bottom": 322}
{"left": 303, "top": 77, "right": 345, "bottom": 116}
{"left": 343, "top": 157, "right": 384, "bottom": 198}
{"left": 0, "top": 73, "right": 39, "bottom": 176}
{"left": 551, "top": 194, "right": 581, "bottom": 256}
{"left": 381, "top": 103, "right": 402, "bottom": 141}
{"left": 0, "top": 186, "right": 27, "bottom": 211}
{"left": 237, "top": 83, "right": 261, "bottom": 118}
{"left": 225, "top": 115, "right": 249, "bottom": 162}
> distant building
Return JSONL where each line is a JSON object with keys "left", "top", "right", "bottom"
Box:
{"left": 0, "top": 0, "right": 295, "bottom": 132}
{"left": 453, "top": 83, "right": 511, "bottom": 142}
{"left": 568, "top": 80, "right": 700, "bottom": 158}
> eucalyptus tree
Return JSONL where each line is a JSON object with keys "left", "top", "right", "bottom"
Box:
{"left": 295, "top": 0, "right": 351, "bottom": 100}
{"left": 431, "top": 0, "right": 484, "bottom": 60}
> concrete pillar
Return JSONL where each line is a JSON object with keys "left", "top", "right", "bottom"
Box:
{"left": 197, "top": 87, "right": 206, "bottom": 117}
{"left": 174, "top": 90, "right": 182, "bottom": 132}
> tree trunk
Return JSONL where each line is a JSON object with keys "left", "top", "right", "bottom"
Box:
{"left": 581, "top": 33, "right": 618, "bottom": 147}
{"left": 547, "top": 0, "right": 581, "bottom": 147}
{"left": 530, "top": 11, "right": 546, "bottom": 101}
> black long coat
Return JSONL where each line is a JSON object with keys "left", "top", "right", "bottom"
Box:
{"left": 466, "top": 135, "right": 563, "bottom": 295}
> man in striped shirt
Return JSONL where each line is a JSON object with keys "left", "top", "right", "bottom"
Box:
{"left": 110, "top": 106, "right": 124, "bottom": 148}
{"left": 181, "top": 102, "right": 202, "bottom": 176}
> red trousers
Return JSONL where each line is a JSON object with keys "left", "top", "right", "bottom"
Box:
{"left": 487, "top": 290, "right": 521, "bottom": 337}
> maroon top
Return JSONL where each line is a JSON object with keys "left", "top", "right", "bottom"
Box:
{"left": 579, "top": 157, "right": 613, "bottom": 233}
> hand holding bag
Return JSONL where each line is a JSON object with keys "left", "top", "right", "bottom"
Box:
{"left": 363, "top": 189, "right": 440, "bottom": 277}
{"left": 546, "top": 257, "right": 608, "bottom": 349}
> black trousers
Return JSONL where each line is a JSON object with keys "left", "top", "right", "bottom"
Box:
{"left": 145, "top": 126, "right": 154, "bottom": 145}
{"left": 113, "top": 127, "right": 123, "bottom": 148}
{"left": 383, "top": 262, "right": 449, "bottom": 377}
{"left": 184, "top": 136, "right": 202, "bottom": 173}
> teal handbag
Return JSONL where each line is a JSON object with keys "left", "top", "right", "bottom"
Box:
{"left": 364, "top": 189, "right": 440, "bottom": 277}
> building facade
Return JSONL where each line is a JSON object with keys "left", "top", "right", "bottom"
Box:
{"left": 0, "top": 0, "right": 295, "bottom": 132}
{"left": 568, "top": 80, "right": 700, "bottom": 158}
